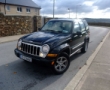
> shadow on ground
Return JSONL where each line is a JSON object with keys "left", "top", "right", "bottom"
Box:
{"left": 0, "top": 51, "right": 83, "bottom": 90}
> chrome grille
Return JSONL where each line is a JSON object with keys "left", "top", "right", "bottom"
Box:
{"left": 21, "top": 42, "right": 40, "bottom": 56}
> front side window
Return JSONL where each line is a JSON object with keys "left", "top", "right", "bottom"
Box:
{"left": 17, "top": 7, "right": 22, "bottom": 12}
{"left": 73, "top": 23, "right": 80, "bottom": 33}
{"left": 41, "top": 21, "right": 72, "bottom": 34}
{"left": 6, "top": 5, "right": 10, "bottom": 11}
{"left": 26, "top": 8, "right": 30, "bottom": 13}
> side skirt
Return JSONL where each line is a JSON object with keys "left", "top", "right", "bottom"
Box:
{"left": 69, "top": 47, "right": 82, "bottom": 57}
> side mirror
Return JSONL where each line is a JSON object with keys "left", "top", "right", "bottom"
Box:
{"left": 38, "top": 28, "right": 41, "bottom": 31}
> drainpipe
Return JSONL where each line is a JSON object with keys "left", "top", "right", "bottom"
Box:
{"left": 4, "top": 0, "right": 6, "bottom": 15}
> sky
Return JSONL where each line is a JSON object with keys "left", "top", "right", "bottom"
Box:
{"left": 33, "top": 0, "right": 110, "bottom": 18}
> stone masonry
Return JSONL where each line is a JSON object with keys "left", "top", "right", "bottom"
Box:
{"left": 0, "top": 13, "right": 33, "bottom": 37}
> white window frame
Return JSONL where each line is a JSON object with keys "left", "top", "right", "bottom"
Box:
{"left": 17, "top": 6, "right": 22, "bottom": 12}
{"left": 26, "top": 8, "right": 31, "bottom": 13}
{"left": 6, "top": 5, "right": 10, "bottom": 11}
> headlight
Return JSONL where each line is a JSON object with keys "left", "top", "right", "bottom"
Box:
{"left": 17, "top": 39, "right": 22, "bottom": 49}
{"left": 42, "top": 44, "right": 50, "bottom": 53}
{"left": 39, "top": 44, "right": 50, "bottom": 58}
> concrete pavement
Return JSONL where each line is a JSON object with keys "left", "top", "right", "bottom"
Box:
{"left": 65, "top": 31, "right": 110, "bottom": 90}
{"left": 0, "top": 34, "right": 26, "bottom": 44}
{"left": 75, "top": 32, "right": 110, "bottom": 90}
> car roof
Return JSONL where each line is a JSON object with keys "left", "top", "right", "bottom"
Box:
{"left": 49, "top": 18, "right": 85, "bottom": 22}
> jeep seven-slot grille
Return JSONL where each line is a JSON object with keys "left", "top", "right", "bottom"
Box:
{"left": 21, "top": 42, "right": 40, "bottom": 56}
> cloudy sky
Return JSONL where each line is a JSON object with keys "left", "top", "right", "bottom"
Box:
{"left": 33, "top": 0, "right": 110, "bottom": 18}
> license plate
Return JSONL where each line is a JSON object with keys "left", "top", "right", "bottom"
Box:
{"left": 20, "top": 55, "right": 32, "bottom": 62}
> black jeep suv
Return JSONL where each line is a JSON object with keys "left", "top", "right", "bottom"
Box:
{"left": 15, "top": 19, "right": 90, "bottom": 74}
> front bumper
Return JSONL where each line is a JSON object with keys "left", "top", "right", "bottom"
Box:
{"left": 14, "top": 49, "right": 56, "bottom": 63}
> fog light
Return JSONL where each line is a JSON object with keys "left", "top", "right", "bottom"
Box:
{"left": 18, "top": 47, "right": 21, "bottom": 50}
{"left": 40, "top": 53, "right": 44, "bottom": 57}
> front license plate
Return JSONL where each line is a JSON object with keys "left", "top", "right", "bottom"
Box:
{"left": 20, "top": 55, "right": 32, "bottom": 62}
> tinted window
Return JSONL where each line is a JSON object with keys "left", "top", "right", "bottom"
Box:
{"left": 73, "top": 23, "right": 80, "bottom": 33}
{"left": 83, "top": 20, "right": 89, "bottom": 30}
{"left": 79, "top": 21, "right": 85, "bottom": 31}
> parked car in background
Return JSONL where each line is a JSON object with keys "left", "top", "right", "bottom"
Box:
{"left": 14, "top": 18, "right": 90, "bottom": 74}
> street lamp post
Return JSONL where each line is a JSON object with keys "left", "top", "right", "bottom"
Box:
{"left": 76, "top": 5, "right": 81, "bottom": 18}
{"left": 68, "top": 8, "right": 70, "bottom": 18}
{"left": 53, "top": 0, "right": 55, "bottom": 18}
{"left": 76, "top": 6, "right": 77, "bottom": 18}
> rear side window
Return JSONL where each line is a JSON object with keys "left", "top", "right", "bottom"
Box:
{"left": 79, "top": 21, "right": 85, "bottom": 31}
{"left": 83, "top": 20, "right": 89, "bottom": 30}
{"left": 73, "top": 23, "right": 80, "bottom": 33}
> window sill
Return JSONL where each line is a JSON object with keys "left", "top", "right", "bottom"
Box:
{"left": 26, "top": 12, "right": 31, "bottom": 13}
{"left": 17, "top": 11, "right": 22, "bottom": 13}
{"left": 6, "top": 10, "right": 10, "bottom": 12}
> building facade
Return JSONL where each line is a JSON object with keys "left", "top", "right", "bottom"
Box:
{"left": 0, "top": 0, "right": 41, "bottom": 16}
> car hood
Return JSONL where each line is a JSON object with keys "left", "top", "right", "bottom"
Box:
{"left": 22, "top": 31, "right": 70, "bottom": 45}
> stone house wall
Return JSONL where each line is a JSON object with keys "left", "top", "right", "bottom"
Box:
{"left": 0, "top": 13, "right": 33, "bottom": 37}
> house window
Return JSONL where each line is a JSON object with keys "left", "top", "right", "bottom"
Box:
{"left": 17, "top": 7, "right": 22, "bottom": 12}
{"left": 6, "top": 5, "right": 10, "bottom": 11}
{"left": 26, "top": 8, "right": 30, "bottom": 13}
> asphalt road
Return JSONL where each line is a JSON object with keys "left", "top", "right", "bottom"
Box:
{"left": 0, "top": 26, "right": 109, "bottom": 90}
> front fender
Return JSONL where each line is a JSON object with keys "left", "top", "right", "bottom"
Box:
{"left": 50, "top": 43, "right": 71, "bottom": 55}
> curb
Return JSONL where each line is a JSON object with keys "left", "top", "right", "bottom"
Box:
{"left": 64, "top": 31, "right": 110, "bottom": 90}
{"left": 0, "top": 34, "right": 26, "bottom": 44}
{"left": 0, "top": 40, "right": 18, "bottom": 44}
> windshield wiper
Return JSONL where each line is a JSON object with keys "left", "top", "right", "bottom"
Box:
{"left": 56, "top": 31, "right": 62, "bottom": 33}
{"left": 42, "top": 29, "right": 52, "bottom": 31}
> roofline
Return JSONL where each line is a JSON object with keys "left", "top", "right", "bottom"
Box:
{"left": 0, "top": 2, "right": 41, "bottom": 9}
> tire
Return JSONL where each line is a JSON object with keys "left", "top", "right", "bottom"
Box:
{"left": 81, "top": 41, "right": 88, "bottom": 53}
{"left": 53, "top": 52, "right": 70, "bottom": 75}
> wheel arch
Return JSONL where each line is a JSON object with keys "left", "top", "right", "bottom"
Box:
{"left": 50, "top": 43, "right": 71, "bottom": 56}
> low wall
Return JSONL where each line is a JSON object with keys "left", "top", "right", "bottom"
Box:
{"left": 1, "top": 13, "right": 109, "bottom": 37}
{"left": 0, "top": 13, "right": 33, "bottom": 37}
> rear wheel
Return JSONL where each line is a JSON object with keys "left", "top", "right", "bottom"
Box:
{"left": 53, "top": 53, "right": 70, "bottom": 75}
{"left": 81, "top": 41, "right": 88, "bottom": 53}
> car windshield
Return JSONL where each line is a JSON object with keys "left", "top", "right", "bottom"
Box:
{"left": 41, "top": 21, "right": 72, "bottom": 34}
